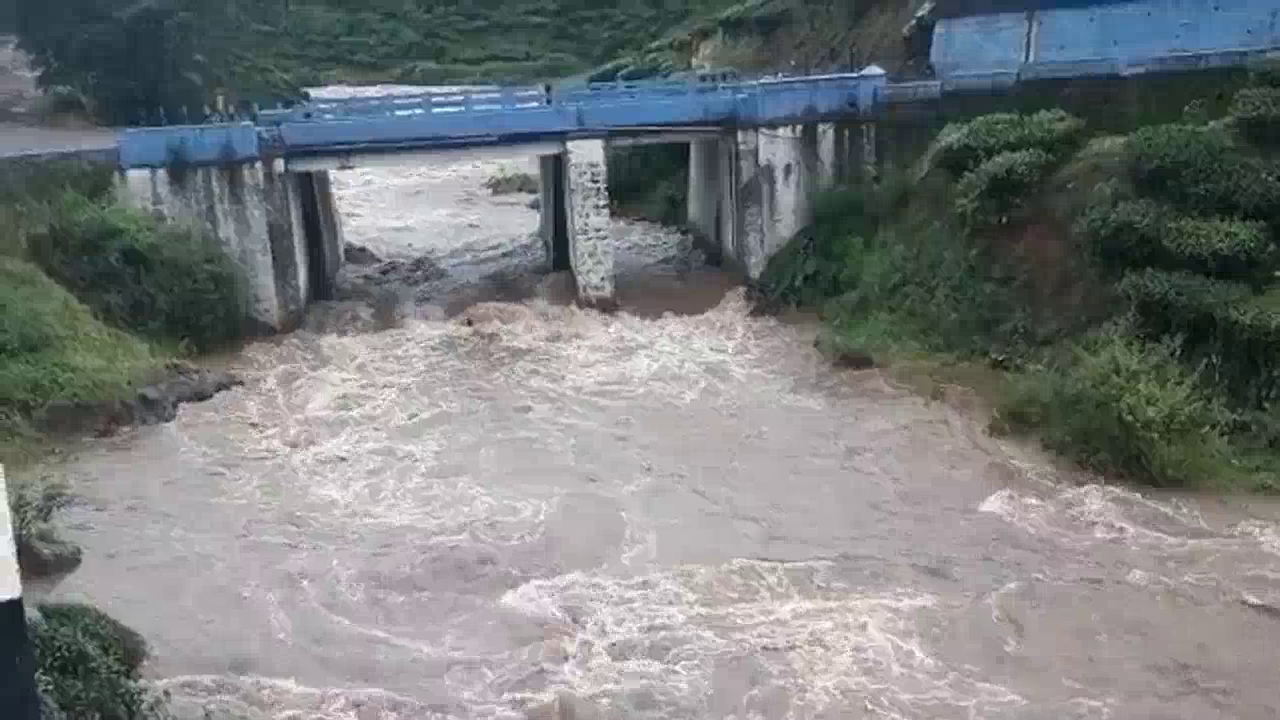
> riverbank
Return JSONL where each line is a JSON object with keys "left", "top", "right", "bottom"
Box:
{"left": 2, "top": 158, "right": 251, "bottom": 717}
{"left": 758, "top": 71, "right": 1280, "bottom": 492}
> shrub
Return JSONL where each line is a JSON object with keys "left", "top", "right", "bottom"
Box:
{"left": 1081, "top": 198, "right": 1277, "bottom": 283}
{"left": 1124, "top": 123, "right": 1280, "bottom": 220}
{"left": 757, "top": 179, "right": 911, "bottom": 309}
{"left": 1000, "top": 331, "right": 1232, "bottom": 487}
{"left": 1228, "top": 86, "right": 1280, "bottom": 147}
{"left": 953, "top": 149, "right": 1055, "bottom": 230}
{"left": 28, "top": 194, "right": 247, "bottom": 351}
{"left": 1077, "top": 196, "right": 1166, "bottom": 269}
{"left": 30, "top": 604, "right": 149, "bottom": 719}
{"left": 1161, "top": 216, "right": 1277, "bottom": 285}
{"left": 0, "top": 258, "right": 157, "bottom": 419}
{"left": 932, "top": 110, "right": 1086, "bottom": 176}
{"left": 1118, "top": 269, "right": 1280, "bottom": 409}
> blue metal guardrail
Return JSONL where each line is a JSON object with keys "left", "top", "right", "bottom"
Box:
{"left": 117, "top": 71, "right": 886, "bottom": 169}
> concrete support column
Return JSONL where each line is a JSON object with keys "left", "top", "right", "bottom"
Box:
{"left": 117, "top": 164, "right": 344, "bottom": 334}
{"left": 563, "top": 140, "right": 615, "bottom": 307}
{"left": 817, "top": 123, "right": 840, "bottom": 189}
{"left": 687, "top": 138, "right": 722, "bottom": 244}
{"left": 1, "top": 465, "right": 40, "bottom": 720}
{"left": 537, "top": 154, "right": 570, "bottom": 271}
{"left": 728, "top": 125, "right": 821, "bottom": 279}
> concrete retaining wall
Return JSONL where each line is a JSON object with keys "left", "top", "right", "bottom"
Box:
{"left": 117, "top": 164, "right": 343, "bottom": 332}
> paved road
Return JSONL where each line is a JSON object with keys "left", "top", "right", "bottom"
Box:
{"left": 0, "top": 124, "right": 115, "bottom": 158}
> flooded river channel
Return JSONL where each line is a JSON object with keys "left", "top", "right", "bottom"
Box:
{"left": 43, "top": 87, "right": 1280, "bottom": 720}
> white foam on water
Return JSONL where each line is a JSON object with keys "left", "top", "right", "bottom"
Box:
{"left": 499, "top": 559, "right": 1025, "bottom": 719}
{"left": 155, "top": 674, "right": 457, "bottom": 720}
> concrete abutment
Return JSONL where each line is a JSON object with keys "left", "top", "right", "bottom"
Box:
{"left": 118, "top": 164, "right": 345, "bottom": 333}
{"left": 684, "top": 121, "right": 871, "bottom": 281}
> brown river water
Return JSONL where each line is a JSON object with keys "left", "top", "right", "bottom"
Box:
{"left": 39, "top": 86, "right": 1280, "bottom": 720}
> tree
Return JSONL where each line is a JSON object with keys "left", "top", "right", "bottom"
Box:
{"left": 17, "top": 0, "right": 221, "bottom": 124}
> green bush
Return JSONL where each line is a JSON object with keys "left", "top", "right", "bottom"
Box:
{"left": 0, "top": 258, "right": 157, "bottom": 420}
{"left": 1228, "top": 86, "right": 1280, "bottom": 147}
{"left": 607, "top": 144, "right": 689, "bottom": 224}
{"left": 1124, "top": 123, "right": 1280, "bottom": 220}
{"left": 932, "top": 110, "right": 1086, "bottom": 176}
{"left": 1081, "top": 197, "right": 1276, "bottom": 283}
{"left": 1000, "top": 331, "right": 1233, "bottom": 487}
{"left": 30, "top": 604, "right": 149, "bottom": 719}
{"left": 1118, "top": 269, "right": 1280, "bottom": 409}
{"left": 757, "top": 179, "right": 912, "bottom": 309}
{"left": 1161, "top": 216, "right": 1277, "bottom": 285}
{"left": 953, "top": 149, "right": 1055, "bottom": 230}
{"left": 28, "top": 194, "right": 247, "bottom": 352}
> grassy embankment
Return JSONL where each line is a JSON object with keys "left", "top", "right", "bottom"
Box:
{"left": 2, "top": 160, "right": 248, "bottom": 717}
{"left": 758, "top": 69, "right": 1280, "bottom": 492}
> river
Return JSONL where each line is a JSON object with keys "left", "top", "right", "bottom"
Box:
{"left": 41, "top": 86, "right": 1280, "bottom": 720}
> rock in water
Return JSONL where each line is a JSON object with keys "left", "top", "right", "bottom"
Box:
{"left": 343, "top": 242, "right": 382, "bottom": 265}
{"left": 17, "top": 533, "right": 82, "bottom": 581}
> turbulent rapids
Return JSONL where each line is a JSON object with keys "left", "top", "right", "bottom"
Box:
{"left": 42, "top": 86, "right": 1280, "bottom": 720}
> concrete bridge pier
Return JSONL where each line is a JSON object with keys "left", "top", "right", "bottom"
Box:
{"left": 686, "top": 123, "right": 838, "bottom": 279}
{"left": 537, "top": 139, "right": 616, "bottom": 308}
{"left": 118, "top": 163, "right": 344, "bottom": 333}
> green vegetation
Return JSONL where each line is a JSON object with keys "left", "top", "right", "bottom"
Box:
{"left": 2, "top": 161, "right": 247, "bottom": 718}
{"left": 14, "top": 0, "right": 744, "bottom": 123}
{"left": 1, "top": 161, "right": 245, "bottom": 455}
{"left": 760, "top": 78, "right": 1280, "bottom": 491}
{"left": 30, "top": 603, "right": 152, "bottom": 719}
{"left": 607, "top": 144, "right": 689, "bottom": 225}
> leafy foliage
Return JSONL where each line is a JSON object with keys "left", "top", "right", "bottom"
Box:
{"left": 931, "top": 110, "right": 1086, "bottom": 176}
{"left": 1080, "top": 196, "right": 1277, "bottom": 285}
{"left": 1124, "top": 123, "right": 1280, "bottom": 221}
{"left": 606, "top": 144, "right": 689, "bottom": 225}
{"left": 1077, "top": 196, "right": 1166, "bottom": 269}
{"left": 1228, "top": 86, "right": 1280, "bottom": 147}
{"left": 1001, "top": 330, "right": 1232, "bottom": 488}
{"left": 757, "top": 179, "right": 908, "bottom": 309}
{"left": 953, "top": 149, "right": 1055, "bottom": 229}
{"left": 30, "top": 604, "right": 150, "bottom": 720}
{"left": 0, "top": 257, "right": 157, "bottom": 419}
{"left": 28, "top": 194, "right": 248, "bottom": 351}
{"left": 1118, "top": 269, "right": 1280, "bottom": 410}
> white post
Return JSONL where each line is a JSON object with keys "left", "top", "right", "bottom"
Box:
{"left": 0, "top": 465, "right": 41, "bottom": 719}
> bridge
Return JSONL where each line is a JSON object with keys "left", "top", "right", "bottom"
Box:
{"left": 101, "top": 0, "right": 1280, "bottom": 330}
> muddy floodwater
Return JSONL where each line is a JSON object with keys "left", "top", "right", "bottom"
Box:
{"left": 43, "top": 86, "right": 1280, "bottom": 720}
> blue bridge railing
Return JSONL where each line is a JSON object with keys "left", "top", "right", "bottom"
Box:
{"left": 118, "top": 70, "right": 887, "bottom": 169}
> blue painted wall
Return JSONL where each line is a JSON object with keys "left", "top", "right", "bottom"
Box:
{"left": 117, "top": 124, "right": 259, "bottom": 169}
{"left": 933, "top": 0, "right": 1280, "bottom": 90}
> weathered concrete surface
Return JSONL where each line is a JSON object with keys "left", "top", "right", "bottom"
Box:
{"left": 723, "top": 125, "right": 823, "bottom": 279}
{"left": 563, "top": 139, "right": 614, "bottom": 307}
{"left": 686, "top": 137, "right": 722, "bottom": 244}
{"left": 117, "top": 165, "right": 344, "bottom": 332}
